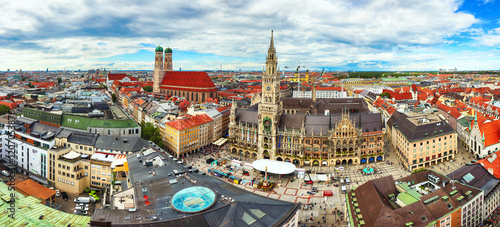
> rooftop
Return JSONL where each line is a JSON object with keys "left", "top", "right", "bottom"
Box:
{"left": 91, "top": 148, "right": 299, "bottom": 226}
{"left": 0, "top": 181, "right": 90, "bottom": 226}
{"left": 15, "top": 179, "right": 56, "bottom": 201}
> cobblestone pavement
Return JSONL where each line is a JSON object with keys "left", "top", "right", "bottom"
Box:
{"left": 186, "top": 141, "right": 478, "bottom": 227}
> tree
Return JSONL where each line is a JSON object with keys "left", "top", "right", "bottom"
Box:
{"left": 28, "top": 83, "right": 34, "bottom": 88}
{"left": 111, "top": 94, "right": 117, "bottom": 103}
{"left": 57, "top": 77, "right": 62, "bottom": 84}
{"left": 380, "top": 92, "right": 391, "bottom": 98}
{"left": 140, "top": 122, "right": 165, "bottom": 150}
{"left": 0, "top": 105, "right": 10, "bottom": 115}
{"left": 143, "top": 85, "right": 153, "bottom": 92}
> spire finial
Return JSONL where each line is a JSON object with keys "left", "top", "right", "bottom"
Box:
{"left": 270, "top": 30, "right": 274, "bottom": 48}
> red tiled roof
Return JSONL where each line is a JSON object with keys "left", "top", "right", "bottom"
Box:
{"left": 15, "top": 179, "right": 56, "bottom": 201}
{"left": 165, "top": 114, "right": 213, "bottom": 131}
{"left": 477, "top": 150, "right": 500, "bottom": 178}
{"left": 108, "top": 73, "right": 128, "bottom": 80}
{"left": 160, "top": 71, "right": 216, "bottom": 92}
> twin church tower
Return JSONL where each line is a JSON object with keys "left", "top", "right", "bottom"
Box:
{"left": 153, "top": 46, "right": 173, "bottom": 93}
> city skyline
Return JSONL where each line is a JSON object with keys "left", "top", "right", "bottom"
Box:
{"left": 1, "top": 0, "right": 500, "bottom": 71}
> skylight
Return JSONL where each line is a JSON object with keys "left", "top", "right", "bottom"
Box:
{"left": 242, "top": 212, "right": 257, "bottom": 225}
{"left": 249, "top": 209, "right": 266, "bottom": 219}
{"left": 463, "top": 173, "right": 474, "bottom": 183}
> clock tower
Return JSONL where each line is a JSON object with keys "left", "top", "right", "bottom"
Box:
{"left": 258, "top": 30, "right": 282, "bottom": 160}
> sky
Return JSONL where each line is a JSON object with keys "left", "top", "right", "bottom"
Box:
{"left": 1, "top": 0, "right": 500, "bottom": 71}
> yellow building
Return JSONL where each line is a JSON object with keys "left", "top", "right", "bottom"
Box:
{"left": 47, "top": 130, "right": 98, "bottom": 193}
{"left": 90, "top": 153, "right": 117, "bottom": 189}
{"left": 289, "top": 70, "right": 310, "bottom": 83}
{"left": 387, "top": 111, "right": 457, "bottom": 171}
{"left": 164, "top": 114, "right": 213, "bottom": 158}
{"left": 50, "top": 148, "right": 90, "bottom": 194}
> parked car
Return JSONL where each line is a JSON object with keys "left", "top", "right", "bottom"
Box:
{"left": 74, "top": 210, "right": 87, "bottom": 215}
{"left": 75, "top": 206, "right": 89, "bottom": 211}
{"left": 311, "top": 187, "right": 318, "bottom": 192}
{"left": 74, "top": 197, "right": 95, "bottom": 203}
{"left": 242, "top": 170, "right": 250, "bottom": 176}
{"left": 76, "top": 203, "right": 89, "bottom": 207}
{"left": 1, "top": 170, "right": 10, "bottom": 177}
{"left": 61, "top": 192, "right": 68, "bottom": 201}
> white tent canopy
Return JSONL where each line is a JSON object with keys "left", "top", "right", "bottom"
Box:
{"left": 252, "top": 159, "right": 296, "bottom": 175}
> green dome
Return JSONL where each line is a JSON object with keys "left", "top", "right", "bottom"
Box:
{"left": 155, "top": 46, "right": 163, "bottom": 52}
{"left": 165, "top": 47, "right": 172, "bottom": 53}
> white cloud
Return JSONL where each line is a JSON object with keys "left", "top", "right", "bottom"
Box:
{"left": 0, "top": 0, "right": 488, "bottom": 71}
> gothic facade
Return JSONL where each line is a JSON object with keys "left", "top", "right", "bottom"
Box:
{"left": 228, "top": 31, "right": 385, "bottom": 167}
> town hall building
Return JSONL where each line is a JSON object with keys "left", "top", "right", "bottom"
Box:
{"left": 228, "top": 31, "right": 385, "bottom": 167}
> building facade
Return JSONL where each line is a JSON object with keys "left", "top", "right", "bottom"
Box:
{"left": 228, "top": 31, "right": 384, "bottom": 167}
{"left": 388, "top": 111, "right": 457, "bottom": 171}
{"left": 163, "top": 114, "right": 214, "bottom": 158}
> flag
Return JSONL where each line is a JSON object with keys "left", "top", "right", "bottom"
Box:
{"left": 279, "top": 133, "right": 281, "bottom": 148}
{"left": 241, "top": 128, "right": 244, "bottom": 140}
{"left": 247, "top": 129, "right": 250, "bottom": 142}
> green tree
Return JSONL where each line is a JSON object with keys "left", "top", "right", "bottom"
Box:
{"left": 28, "top": 83, "right": 34, "bottom": 88}
{"left": 143, "top": 85, "right": 153, "bottom": 92}
{"left": 111, "top": 94, "right": 117, "bottom": 103}
{"left": 380, "top": 92, "right": 391, "bottom": 98}
{"left": 0, "top": 105, "right": 11, "bottom": 115}
{"left": 57, "top": 77, "right": 62, "bottom": 84}
{"left": 140, "top": 122, "right": 165, "bottom": 149}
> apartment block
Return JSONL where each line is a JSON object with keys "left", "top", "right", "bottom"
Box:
{"left": 388, "top": 111, "right": 457, "bottom": 171}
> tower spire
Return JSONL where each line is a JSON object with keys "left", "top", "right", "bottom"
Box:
{"left": 270, "top": 30, "right": 274, "bottom": 49}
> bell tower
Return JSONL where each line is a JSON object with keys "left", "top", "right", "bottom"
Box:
{"left": 258, "top": 30, "right": 282, "bottom": 160}
{"left": 164, "top": 47, "right": 173, "bottom": 71}
{"left": 153, "top": 45, "right": 165, "bottom": 93}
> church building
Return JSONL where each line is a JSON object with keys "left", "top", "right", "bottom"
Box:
{"left": 152, "top": 46, "right": 217, "bottom": 103}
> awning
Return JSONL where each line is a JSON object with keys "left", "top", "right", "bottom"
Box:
{"left": 113, "top": 166, "right": 124, "bottom": 172}
{"left": 212, "top": 137, "right": 228, "bottom": 146}
{"left": 317, "top": 174, "right": 328, "bottom": 182}
{"left": 252, "top": 159, "right": 296, "bottom": 175}
{"left": 323, "top": 190, "right": 333, "bottom": 197}
{"left": 124, "top": 162, "right": 129, "bottom": 172}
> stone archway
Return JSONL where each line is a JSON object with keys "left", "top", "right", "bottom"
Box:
{"left": 336, "top": 160, "right": 341, "bottom": 166}
{"left": 292, "top": 159, "right": 300, "bottom": 165}
{"left": 276, "top": 157, "right": 283, "bottom": 161}
{"left": 341, "top": 160, "right": 347, "bottom": 165}
{"left": 244, "top": 151, "right": 250, "bottom": 157}
{"left": 285, "top": 158, "right": 291, "bottom": 162}
{"left": 263, "top": 150, "right": 270, "bottom": 159}
{"left": 232, "top": 148, "right": 237, "bottom": 154}
{"left": 377, "top": 156, "right": 383, "bottom": 161}
{"left": 312, "top": 160, "right": 320, "bottom": 166}
{"left": 238, "top": 149, "right": 243, "bottom": 155}
{"left": 251, "top": 153, "right": 257, "bottom": 158}
{"left": 369, "top": 157, "right": 375, "bottom": 163}
{"left": 348, "top": 159, "right": 353, "bottom": 165}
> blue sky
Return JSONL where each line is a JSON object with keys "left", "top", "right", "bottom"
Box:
{"left": 1, "top": 0, "right": 500, "bottom": 71}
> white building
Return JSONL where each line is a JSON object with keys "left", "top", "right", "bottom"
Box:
{"left": 8, "top": 117, "right": 57, "bottom": 185}
{"left": 292, "top": 86, "right": 347, "bottom": 98}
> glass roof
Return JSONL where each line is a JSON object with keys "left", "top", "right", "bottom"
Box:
{"left": 171, "top": 186, "right": 216, "bottom": 213}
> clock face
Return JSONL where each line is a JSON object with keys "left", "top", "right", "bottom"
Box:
{"left": 267, "top": 86, "right": 271, "bottom": 90}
